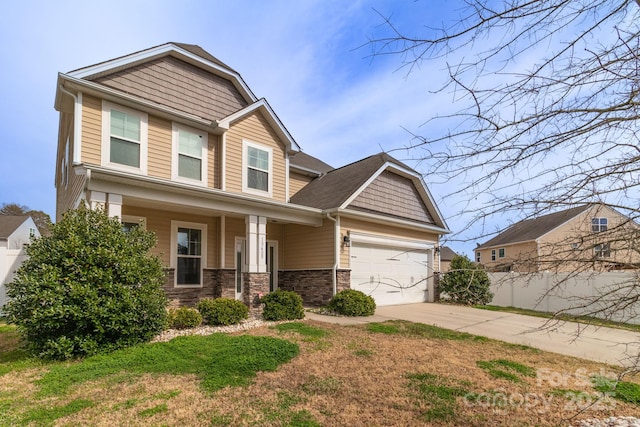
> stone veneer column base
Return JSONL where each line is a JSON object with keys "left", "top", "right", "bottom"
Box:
{"left": 242, "top": 272, "right": 270, "bottom": 317}
{"left": 163, "top": 268, "right": 238, "bottom": 307}
{"left": 278, "top": 269, "right": 351, "bottom": 307}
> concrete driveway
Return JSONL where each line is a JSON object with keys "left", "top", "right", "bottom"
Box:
{"left": 305, "top": 303, "right": 640, "bottom": 367}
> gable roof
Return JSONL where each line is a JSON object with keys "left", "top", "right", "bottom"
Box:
{"left": 0, "top": 215, "right": 30, "bottom": 239}
{"left": 439, "top": 246, "right": 458, "bottom": 261}
{"left": 289, "top": 152, "right": 333, "bottom": 176}
{"left": 291, "top": 153, "right": 448, "bottom": 231}
{"left": 476, "top": 204, "right": 594, "bottom": 249}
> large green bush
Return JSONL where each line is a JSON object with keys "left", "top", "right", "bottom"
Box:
{"left": 5, "top": 207, "right": 167, "bottom": 360}
{"left": 261, "top": 290, "right": 305, "bottom": 321}
{"left": 196, "top": 298, "right": 248, "bottom": 326}
{"left": 439, "top": 255, "right": 493, "bottom": 305}
{"left": 327, "top": 289, "right": 376, "bottom": 316}
{"left": 168, "top": 306, "right": 202, "bottom": 329}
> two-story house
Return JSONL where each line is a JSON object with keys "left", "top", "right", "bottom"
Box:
{"left": 54, "top": 42, "right": 449, "bottom": 309}
{"left": 475, "top": 204, "right": 640, "bottom": 272}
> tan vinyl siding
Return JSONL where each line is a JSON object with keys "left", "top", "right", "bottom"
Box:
{"left": 147, "top": 116, "right": 172, "bottom": 179}
{"left": 348, "top": 171, "right": 434, "bottom": 223}
{"left": 476, "top": 241, "right": 538, "bottom": 272}
{"left": 289, "top": 172, "right": 313, "bottom": 196}
{"left": 225, "top": 112, "right": 287, "bottom": 202}
{"left": 56, "top": 173, "right": 86, "bottom": 221}
{"left": 283, "top": 221, "right": 334, "bottom": 269}
{"left": 81, "top": 94, "right": 102, "bottom": 165}
{"left": 92, "top": 56, "right": 248, "bottom": 120}
{"left": 339, "top": 217, "right": 439, "bottom": 269}
{"left": 267, "top": 222, "right": 284, "bottom": 266}
{"left": 208, "top": 134, "right": 220, "bottom": 189}
{"left": 122, "top": 206, "right": 219, "bottom": 268}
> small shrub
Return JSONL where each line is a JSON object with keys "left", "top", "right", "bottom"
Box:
{"left": 168, "top": 307, "right": 202, "bottom": 329}
{"left": 327, "top": 289, "right": 376, "bottom": 316}
{"left": 439, "top": 255, "right": 493, "bottom": 305}
{"left": 196, "top": 298, "right": 248, "bottom": 326}
{"left": 261, "top": 290, "right": 305, "bottom": 321}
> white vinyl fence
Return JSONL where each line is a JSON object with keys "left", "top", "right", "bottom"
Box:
{"left": 489, "top": 272, "right": 640, "bottom": 325}
{"left": 0, "top": 247, "right": 27, "bottom": 313}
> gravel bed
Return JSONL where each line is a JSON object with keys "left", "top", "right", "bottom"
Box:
{"left": 152, "top": 317, "right": 280, "bottom": 343}
{"left": 572, "top": 417, "right": 640, "bottom": 427}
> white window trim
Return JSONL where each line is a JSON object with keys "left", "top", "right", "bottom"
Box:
{"left": 101, "top": 101, "right": 148, "bottom": 174}
{"left": 171, "top": 122, "right": 208, "bottom": 186}
{"left": 498, "top": 248, "right": 505, "bottom": 258}
{"left": 170, "top": 220, "right": 207, "bottom": 288}
{"left": 121, "top": 215, "right": 147, "bottom": 230}
{"left": 242, "top": 140, "right": 273, "bottom": 197}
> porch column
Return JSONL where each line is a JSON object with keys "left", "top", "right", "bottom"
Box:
{"left": 246, "top": 215, "right": 267, "bottom": 273}
{"left": 107, "top": 194, "right": 122, "bottom": 218}
{"left": 88, "top": 191, "right": 106, "bottom": 210}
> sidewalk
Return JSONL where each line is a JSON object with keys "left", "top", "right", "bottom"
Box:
{"left": 305, "top": 303, "right": 640, "bottom": 367}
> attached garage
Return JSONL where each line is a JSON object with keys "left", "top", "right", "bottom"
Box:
{"left": 349, "top": 233, "right": 435, "bottom": 306}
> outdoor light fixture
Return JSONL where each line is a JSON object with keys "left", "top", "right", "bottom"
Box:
{"left": 435, "top": 246, "right": 441, "bottom": 253}
{"left": 343, "top": 234, "right": 351, "bottom": 247}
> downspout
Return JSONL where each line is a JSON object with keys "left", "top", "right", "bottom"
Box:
{"left": 325, "top": 213, "right": 338, "bottom": 296}
{"left": 58, "top": 85, "right": 82, "bottom": 164}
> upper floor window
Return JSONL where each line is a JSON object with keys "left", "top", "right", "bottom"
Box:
{"left": 242, "top": 140, "right": 272, "bottom": 196}
{"left": 172, "top": 123, "right": 208, "bottom": 185}
{"left": 592, "top": 218, "right": 608, "bottom": 232}
{"left": 498, "top": 248, "right": 505, "bottom": 258}
{"left": 102, "top": 102, "right": 148, "bottom": 174}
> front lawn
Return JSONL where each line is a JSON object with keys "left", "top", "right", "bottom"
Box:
{"left": 1, "top": 319, "right": 639, "bottom": 426}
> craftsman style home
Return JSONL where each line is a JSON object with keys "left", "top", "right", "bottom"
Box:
{"left": 475, "top": 204, "right": 640, "bottom": 272}
{"left": 54, "top": 42, "right": 449, "bottom": 309}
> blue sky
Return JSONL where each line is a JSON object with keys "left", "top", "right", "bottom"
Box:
{"left": 0, "top": 0, "right": 481, "bottom": 256}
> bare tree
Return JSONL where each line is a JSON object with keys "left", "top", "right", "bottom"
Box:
{"left": 368, "top": 0, "right": 640, "bottom": 367}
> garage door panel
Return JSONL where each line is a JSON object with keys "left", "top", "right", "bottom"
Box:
{"left": 351, "top": 243, "right": 429, "bottom": 306}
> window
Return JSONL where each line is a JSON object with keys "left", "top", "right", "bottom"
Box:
{"left": 498, "top": 248, "right": 505, "bottom": 258}
{"left": 172, "top": 123, "right": 207, "bottom": 184}
{"left": 595, "top": 243, "right": 611, "bottom": 258}
{"left": 121, "top": 215, "right": 146, "bottom": 233}
{"left": 171, "top": 221, "right": 207, "bottom": 287}
{"left": 476, "top": 252, "right": 481, "bottom": 263}
{"left": 491, "top": 249, "right": 496, "bottom": 261}
{"left": 592, "top": 218, "right": 608, "bottom": 232}
{"left": 242, "top": 140, "right": 272, "bottom": 196}
{"left": 102, "top": 102, "right": 148, "bottom": 173}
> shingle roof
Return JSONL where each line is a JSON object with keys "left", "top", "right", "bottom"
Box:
{"left": 290, "top": 152, "right": 415, "bottom": 210}
{"left": 0, "top": 215, "right": 29, "bottom": 239}
{"left": 289, "top": 152, "right": 333, "bottom": 175}
{"left": 439, "top": 246, "right": 458, "bottom": 261}
{"left": 476, "top": 204, "right": 594, "bottom": 249}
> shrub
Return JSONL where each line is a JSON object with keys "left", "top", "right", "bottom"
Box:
{"left": 5, "top": 207, "right": 167, "bottom": 360}
{"left": 168, "top": 307, "right": 202, "bottom": 329}
{"left": 439, "top": 255, "right": 493, "bottom": 305}
{"left": 261, "top": 290, "right": 305, "bottom": 321}
{"left": 196, "top": 298, "right": 248, "bottom": 326}
{"left": 327, "top": 289, "right": 376, "bottom": 316}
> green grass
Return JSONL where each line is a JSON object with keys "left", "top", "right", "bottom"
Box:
{"left": 21, "top": 398, "right": 94, "bottom": 426}
{"left": 36, "top": 333, "right": 299, "bottom": 396}
{"left": 406, "top": 372, "right": 474, "bottom": 422}
{"left": 138, "top": 403, "right": 168, "bottom": 417}
{"left": 274, "top": 322, "right": 330, "bottom": 339}
{"left": 476, "top": 359, "right": 536, "bottom": 383}
{"left": 0, "top": 322, "right": 40, "bottom": 374}
{"left": 474, "top": 305, "right": 640, "bottom": 333}
{"left": 367, "top": 320, "right": 489, "bottom": 342}
{"left": 592, "top": 375, "right": 640, "bottom": 405}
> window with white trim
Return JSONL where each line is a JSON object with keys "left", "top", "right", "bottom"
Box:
{"left": 242, "top": 140, "right": 272, "bottom": 196}
{"left": 171, "top": 221, "right": 207, "bottom": 287}
{"left": 121, "top": 215, "right": 146, "bottom": 232}
{"left": 595, "top": 243, "right": 611, "bottom": 258}
{"left": 498, "top": 248, "right": 505, "bottom": 258}
{"left": 491, "top": 249, "right": 496, "bottom": 261}
{"left": 172, "top": 123, "right": 208, "bottom": 184}
{"left": 102, "top": 102, "right": 148, "bottom": 173}
{"left": 476, "top": 252, "right": 481, "bottom": 263}
{"left": 592, "top": 218, "right": 608, "bottom": 232}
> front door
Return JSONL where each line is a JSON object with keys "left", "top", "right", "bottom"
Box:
{"left": 235, "top": 238, "right": 245, "bottom": 300}
{"left": 267, "top": 241, "right": 278, "bottom": 292}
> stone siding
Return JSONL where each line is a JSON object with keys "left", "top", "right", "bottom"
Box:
{"left": 242, "top": 272, "right": 270, "bottom": 317}
{"left": 278, "top": 269, "right": 351, "bottom": 306}
{"left": 163, "top": 268, "right": 238, "bottom": 307}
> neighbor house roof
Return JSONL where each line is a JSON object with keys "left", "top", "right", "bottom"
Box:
{"left": 290, "top": 153, "right": 413, "bottom": 210}
{"left": 0, "top": 215, "right": 30, "bottom": 239}
{"left": 439, "top": 246, "right": 457, "bottom": 261}
{"left": 476, "top": 204, "right": 594, "bottom": 249}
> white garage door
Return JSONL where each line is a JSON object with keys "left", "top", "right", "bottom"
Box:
{"left": 351, "top": 243, "right": 431, "bottom": 306}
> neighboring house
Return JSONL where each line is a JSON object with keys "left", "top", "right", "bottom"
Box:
{"left": 54, "top": 42, "right": 450, "bottom": 308}
{"left": 438, "top": 246, "right": 458, "bottom": 272}
{"left": 0, "top": 215, "right": 40, "bottom": 310}
{"left": 475, "top": 204, "right": 640, "bottom": 272}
